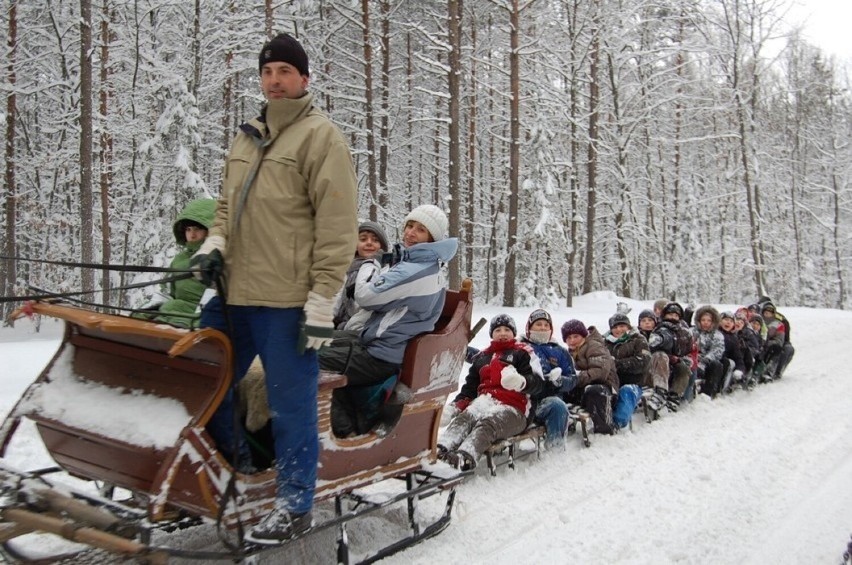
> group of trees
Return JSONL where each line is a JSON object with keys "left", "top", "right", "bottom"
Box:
{"left": 1, "top": 0, "right": 850, "bottom": 320}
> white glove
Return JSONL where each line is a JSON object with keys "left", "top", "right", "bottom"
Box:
{"left": 547, "top": 367, "right": 563, "bottom": 386}
{"left": 733, "top": 369, "right": 743, "bottom": 381}
{"left": 440, "top": 404, "right": 459, "bottom": 426}
{"left": 299, "top": 291, "right": 336, "bottom": 353}
{"left": 500, "top": 366, "right": 526, "bottom": 392}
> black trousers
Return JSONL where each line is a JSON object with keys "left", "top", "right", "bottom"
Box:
{"left": 318, "top": 331, "right": 400, "bottom": 437}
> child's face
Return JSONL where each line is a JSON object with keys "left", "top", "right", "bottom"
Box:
{"left": 491, "top": 326, "right": 514, "bottom": 342}
{"left": 720, "top": 318, "right": 734, "bottom": 332}
{"left": 529, "top": 319, "right": 551, "bottom": 333}
{"left": 750, "top": 320, "right": 761, "bottom": 332}
{"left": 356, "top": 230, "right": 382, "bottom": 258}
{"left": 734, "top": 318, "right": 745, "bottom": 331}
{"left": 565, "top": 334, "right": 585, "bottom": 351}
{"left": 403, "top": 220, "right": 433, "bottom": 247}
{"left": 699, "top": 314, "right": 713, "bottom": 331}
{"left": 610, "top": 323, "right": 628, "bottom": 338}
{"left": 185, "top": 225, "right": 208, "bottom": 243}
{"left": 638, "top": 318, "right": 656, "bottom": 332}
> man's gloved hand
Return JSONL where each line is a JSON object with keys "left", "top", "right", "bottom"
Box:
{"left": 298, "top": 291, "right": 336, "bottom": 354}
{"left": 500, "top": 366, "right": 526, "bottom": 392}
{"left": 546, "top": 367, "right": 563, "bottom": 386}
{"left": 190, "top": 235, "right": 226, "bottom": 287}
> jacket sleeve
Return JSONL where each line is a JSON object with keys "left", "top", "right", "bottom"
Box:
{"left": 453, "top": 355, "right": 484, "bottom": 409}
{"left": 516, "top": 349, "right": 544, "bottom": 398}
{"left": 614, "top": 334, "right": 651, "bottom": 377}
{"left": 704, "top": 332, "right": 725, "bottom": 363}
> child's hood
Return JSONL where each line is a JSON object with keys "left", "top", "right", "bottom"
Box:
{"left": 403, "top": 237, "right": 458, "bottom": 263}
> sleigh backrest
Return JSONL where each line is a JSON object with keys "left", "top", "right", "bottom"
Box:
{"left": 399, "top": 279, "right": 473, "bottom": 396}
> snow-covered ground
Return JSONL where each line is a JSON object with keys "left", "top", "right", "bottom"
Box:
{"left": 1, "top": 293, "right": 851, "bottom": 564}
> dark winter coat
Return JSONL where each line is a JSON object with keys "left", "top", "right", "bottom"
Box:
{"left": 569, "top": 327, "right": 619, "bottom": 392}
{"left": 453, "top": 338, "right": 544, "bottom": 416}
{"left": 520, "top": 338, "right": 576, "bottom": 402}
{"left": 740, "top": 326, "right": 763, "bottom": 363}
{"left": 692, "top": 306, "right": 725, "bottom": 368}
{"left": 720, "top": 327, "right": 746, "bottom": 373}
{"left": 604, "top": 329, "right": 650, "bottom": 386}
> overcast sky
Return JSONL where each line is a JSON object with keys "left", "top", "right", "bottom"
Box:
{"left": 785, "top": 0, "right": 852, "bottom": 61}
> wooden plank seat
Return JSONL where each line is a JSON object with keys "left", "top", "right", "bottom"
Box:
{"left": 484, "top": 425, "right": 546, "bottom": 476}
{"left": 1, "top": 279, "right": 473, "bottom": 529}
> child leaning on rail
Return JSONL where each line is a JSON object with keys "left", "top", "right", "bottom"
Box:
{"left": 438, "top": 314, "right": 544, "bottom": 471}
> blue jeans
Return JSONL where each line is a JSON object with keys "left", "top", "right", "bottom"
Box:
{"left": 534, "top": 396, "right": 569, "bottom": 447}
{"left": 201, "top": 296, "right": 319, "bottom": 514}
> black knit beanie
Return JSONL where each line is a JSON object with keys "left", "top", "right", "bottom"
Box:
{"left": 259, "top": 33, "right": 310, "bottom": 76}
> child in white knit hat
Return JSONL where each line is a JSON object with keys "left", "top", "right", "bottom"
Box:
{"left": 319, "top": 204, "right": 458, "bottom": 438}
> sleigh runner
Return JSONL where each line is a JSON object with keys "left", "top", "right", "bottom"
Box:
{"left": 0, "top": 279, "right": 474, "bottom": 562}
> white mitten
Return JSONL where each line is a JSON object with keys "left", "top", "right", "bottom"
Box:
{"left": 500, "top": 366, "right": 526, "bottom": 392}
{"left": 300, "top": 291, "right": 336, "bottom": 353}
{"left": 547, "top": 367, "right": 563, "bottom": 386}
{"left": 733, "top": 369, "right": 743, "bottom": 381}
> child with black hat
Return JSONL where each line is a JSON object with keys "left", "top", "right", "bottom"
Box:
{"left": 439, "top": 314, "right": 544, "bottom": 470}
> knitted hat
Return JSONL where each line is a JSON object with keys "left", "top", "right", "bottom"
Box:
{"left": 259, "top": 33, "right": 310, "bottom": 76}
{"left": 608, "top": 313, "right": 630, "bottom": 329}
{"left": 720, "top": 311, "right": 736, "bottom": 321}
{"left": 762, "top": 302, "right": 776, "bottom": 314}
{"left": 357, "top": 221, "right": 389, "bottom": 251}
{"left": 490, "top": 314, "right": 517, "bottom": 337}
{"left": 748, "top": 314, "right": 763, "bottom": 325}
{"left": 637, "top": 309, "right": 657, "bottom": 325}
{"left": 561, "top": 319, "right": 588, "bottom": 340}
{"left": 661, "top": 302, "right": 684, "bottom": 319}
{"left": 404, "top": 204, "right": 448, "bottom": 241}
{"left": 526, "top": 309, "right": 553, "bottom": 341}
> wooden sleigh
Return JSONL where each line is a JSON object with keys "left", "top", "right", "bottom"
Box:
{"left": 0, "top": 279, "right": 474, "bottom": 563}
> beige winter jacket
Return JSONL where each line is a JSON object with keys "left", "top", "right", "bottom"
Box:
{"left": 210, "top": 93, "right": 358, "bottom": 305}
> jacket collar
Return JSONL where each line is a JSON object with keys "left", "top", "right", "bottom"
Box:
{"left": 240, "top": 92, "right": 315, "bottom": 142}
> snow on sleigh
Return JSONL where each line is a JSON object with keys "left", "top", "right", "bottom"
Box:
{"left": 0, "top": 279, "right": 474, "bottom": 563}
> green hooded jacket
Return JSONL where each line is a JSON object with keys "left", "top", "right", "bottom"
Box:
{"left": 152, "top": 198, "right": 217, "bottom": 328}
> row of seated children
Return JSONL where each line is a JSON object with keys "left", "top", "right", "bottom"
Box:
{"left": 689, "top": 298, "right": 794, "bottom": 397}
{"left": 437, "top": 297, "right": 795, "bottom": 471}
{"left": 438, "top": 310, "right": 649, "bottom": 471}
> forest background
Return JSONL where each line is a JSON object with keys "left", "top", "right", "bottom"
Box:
{"left": 1, "top": 0, "right": 850, "bottom": 318}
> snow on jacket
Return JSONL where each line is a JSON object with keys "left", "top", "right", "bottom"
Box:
{"left": 604, "top": 328, "right": 651, "bottom": 386}
{"left": 520, "top": 338, "right": 576, "bottom": 402}
{"left": 209, "top": 93, "right": 358, "bottom": 306}
{"left": 152, "top": 198, "right": 216, "bottom": 329}
{"left": 354, "top": 238, "right": 458, "bottom": 364}
{"left": 692, "top": 305, "right": 725, "bottom": 367}
{"left": 453, "top": 338, "right": 543, "bottom": 416}
{"left": 570, "top": 327, "right": 619, "bottom": 392}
